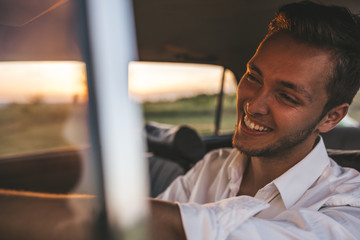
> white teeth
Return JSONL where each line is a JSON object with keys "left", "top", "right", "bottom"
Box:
{"left": 244, "top": 115, "right": 270, "bottom": 132}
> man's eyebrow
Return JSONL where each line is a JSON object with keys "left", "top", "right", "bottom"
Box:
{"left": 248, "top": 62, "right": 263, "bottom": 76}
{"left": 279, "top": 81, "right": 312, "bottom": 102}
{"left": 248, "top": 61, "right": 313, "bottom": 102}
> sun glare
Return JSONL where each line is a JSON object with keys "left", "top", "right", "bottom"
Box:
{"left": 129, "top": 62, "right": 236, "bottom": 102}
{"left": 0, "top": 61, "right": 87, "bottom": 104}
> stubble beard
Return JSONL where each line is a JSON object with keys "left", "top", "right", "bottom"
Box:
{"left": 232, "top": 120, "right": 318, "bottom": 158}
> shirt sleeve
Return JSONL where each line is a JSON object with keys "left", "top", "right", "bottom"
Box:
{"left": 178, "top": 196, "right": 269, "bottom": 240}
{"left": 178, "top": 197, "right": 360, "bottom": 240}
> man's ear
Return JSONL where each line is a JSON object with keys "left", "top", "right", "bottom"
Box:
{"left": 317, "top": 103, "right": 349, "bottom": 133}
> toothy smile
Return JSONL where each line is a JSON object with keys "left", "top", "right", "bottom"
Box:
{"left": 243, "top": 115, "right": 271, "bottom": 132}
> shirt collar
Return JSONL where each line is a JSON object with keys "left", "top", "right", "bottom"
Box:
{"left": 227, "top": 150, "right": 249, "bottom": 195}
{"left": 273, "top": 137, "right": 330, "bottom": 208}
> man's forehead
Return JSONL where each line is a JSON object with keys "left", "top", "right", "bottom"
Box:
{"left": 259, "top": 33, "right": 331, "bottom": 57}
{"left": 251, "top": 33, "right": 334, "bottom": 79}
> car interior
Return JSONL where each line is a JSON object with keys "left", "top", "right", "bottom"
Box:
{"left": 0, "top": 0, "right": 360, "bottom": 239}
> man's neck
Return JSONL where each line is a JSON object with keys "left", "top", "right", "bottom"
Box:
{"left": 237, "top": 136, "right": 319, "bottom": 197}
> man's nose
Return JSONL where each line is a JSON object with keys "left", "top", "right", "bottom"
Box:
{"left": 246, "top": 91, "right": 270, "bottom": 116}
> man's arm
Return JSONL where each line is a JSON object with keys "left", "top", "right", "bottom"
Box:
{"left": 150, "top": 198, "right": 187, "bottom": 240}
{"left": 175, "top": 197, "right": 360, "bottom": 240}
{"left": 151, "top": 195, "right": 360, "bottom": 239}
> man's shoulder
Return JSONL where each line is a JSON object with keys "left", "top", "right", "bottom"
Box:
{"left": 327, "top": 149, "right": 360, "bottom": 173}
{"left": 204, "top": 147, "right": 236, "bottom": 159}
{"left": 198, "top": 147, "right": 239, "bottom": 167}
{"left": 320, "top": 158, "right": 360, "bottom": 207}
{"left": 188, "top": 147, "right": 241, "bottom": 177}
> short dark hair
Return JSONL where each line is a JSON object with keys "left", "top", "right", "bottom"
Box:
{"left": 267, "top": 1, "right": 360, "bottom": 116}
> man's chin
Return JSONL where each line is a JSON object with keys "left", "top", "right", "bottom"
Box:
{"left": 233, "top": 136, "right": 264, "bottom": 156}
{"left": 234, "top": 144, "right": 267, "bottom": 157}
{"left": 233, "top": 134, "right": 281, "bottom": 157}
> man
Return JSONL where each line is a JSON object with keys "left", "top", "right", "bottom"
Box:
{"left": 151, "top": 1, "right": 360, "bottom": 239}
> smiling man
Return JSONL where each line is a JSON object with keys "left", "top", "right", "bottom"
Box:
{"left": 151, "top": 1, "right": 360, "bottom": 239}
{"left": 232, "top": 31, "right": 348, "bottom": 198}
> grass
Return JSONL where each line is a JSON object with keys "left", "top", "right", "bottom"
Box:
{"left": 0, "top": 94, "right": 236, "bottom": 156}
{"left": 143, "top": 94, "right": 237, "bottom": 135}
{"left": 0, "top": 103, "right": 84, "bottom": 156}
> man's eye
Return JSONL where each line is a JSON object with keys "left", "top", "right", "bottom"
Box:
{"left": 278, "top": 93, "right": 299, "bottom": 105}
{"left": 246, "top": 73, "right": 261, "bottom": 84}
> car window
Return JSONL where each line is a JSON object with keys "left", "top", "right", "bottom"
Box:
{"left": 0, "top": 1, "right": 103, "bottom": 238}
{"left": 0, "top": 61, "right": 88, "bottom": 156}
{"left": 129, "top": 61, "right": 237, "bottom": 135}
{"left": 347, "top": 91, "right": 360, "bottom": 126}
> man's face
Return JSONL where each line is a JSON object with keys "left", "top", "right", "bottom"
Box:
{"left": 233, "top": 33, "right": 333, "bottom": 157}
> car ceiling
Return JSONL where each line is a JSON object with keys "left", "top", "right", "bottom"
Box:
{"left": 0, "top": 0, "right": 359, "bottom": 82}
{"left": 133, "top": 0, "right": 360, "bottom": 81}
{"left": 0, "top": 0, "right": 80, "bottom": 61}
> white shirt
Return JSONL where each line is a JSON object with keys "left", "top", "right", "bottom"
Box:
{"left": 158, "top": 138, "right": 360, "bottom": 239}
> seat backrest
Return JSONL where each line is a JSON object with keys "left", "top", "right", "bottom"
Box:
{"left": 321, "top": 126, "right": 360, "bottom": 150}
{"left": 145, "top": 122, "right": 205, "bottom": 168}
{"left": 145, "top": 122, "right": 206, "bottom": 196}
{"left": 327, "top": 149, "right": 360, "bottom": 172}
{"left": 320, "top": 126, "right": 360, "bottom": 172}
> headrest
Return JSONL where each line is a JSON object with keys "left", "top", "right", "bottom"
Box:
{"left": 145, "top": 122, "right": 205, "bottom": 165}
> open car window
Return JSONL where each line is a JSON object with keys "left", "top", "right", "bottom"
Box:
{"left": 0, "top": 1, "right": 106, "bottom": 238}
{"left": 0, "top": 61, "right": 88, "bottom": 156}
{"left": 346, "top": 91, "right": 360, "bottom": 127}
{"left": 129, "top": 61, "right": 238, "bottom": 135}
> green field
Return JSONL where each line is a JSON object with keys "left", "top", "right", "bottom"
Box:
{"left": 0, "top": 94, "right": 236, "bottom": 156}
{"left": 142, "top": 94, "right": 237, "bottom": 135}
{"left": 0, "top": 103, "right": 87, "bottom": 156}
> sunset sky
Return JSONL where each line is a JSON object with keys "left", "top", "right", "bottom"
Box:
{"left": 0, "top": 61, "right": 237, "bottom": 104}
{"left": 128, "top": 61, "right": 237, "bottom": 102}
{"left": 0, "top": 61, "right": 87, "bottom": 104}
